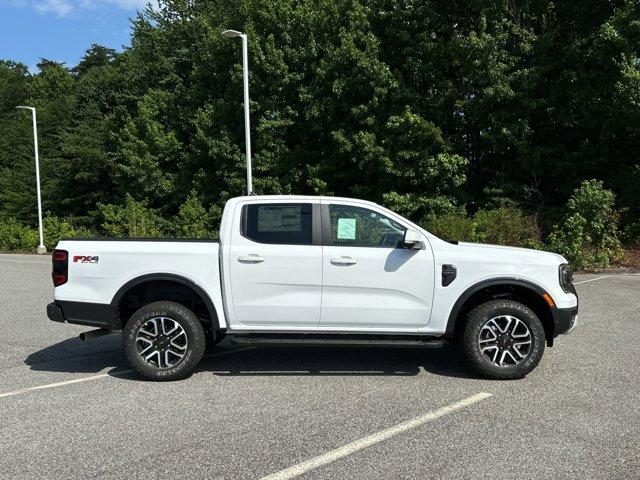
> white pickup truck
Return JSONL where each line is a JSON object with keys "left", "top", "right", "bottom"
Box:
{"left": 47, "top": 195, "right": 578, "bottom": 380}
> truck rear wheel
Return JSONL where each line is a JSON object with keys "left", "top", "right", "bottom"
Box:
{"left": 462, "top": 299, "right": 545, "bottom": 380}
{"left": 123, "top": 301, "right": 206, "bottom": 381}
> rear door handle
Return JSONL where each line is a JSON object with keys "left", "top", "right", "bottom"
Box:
{"left": 238, "top": 254, "right": 264, "bottom": 264}
{"left": 330, "top": 256, "right": 358, "bottom": 266}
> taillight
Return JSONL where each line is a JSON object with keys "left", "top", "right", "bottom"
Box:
{"left": 52, "top": 249, "right": 68, "bottom": 287}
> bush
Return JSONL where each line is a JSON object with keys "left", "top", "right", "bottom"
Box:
{"left": 97, "top": 194, "right": 166, "bottom": 238}
{"left": 0, "top": 218, "right": 38, "bottom": 252}
{"left": 0, "top": 217, "right": 95, "bottom": 252}
{"left": 474, "top": 207, "right": 542, "bottom": 249}
{"left": 547, "top": 180, "right": 622, "bottom": 269}
{"left": 424, "top": 207, "right": 541, "bottom": 248}
{"left": 423, "top": 211, "right": 478, "bottom": 242}
{"left": 43, "top": 217, "right": 93, "bottom": 250}
{"left": 172, "top": 192, "right": 217, "bottom": 238}
{"left": 621, "top": 222, "right": 640, "bottom": 247}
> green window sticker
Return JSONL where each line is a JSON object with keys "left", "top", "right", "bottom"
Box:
{"left": 337, "top": 218, "right": 356, "bottom": 240}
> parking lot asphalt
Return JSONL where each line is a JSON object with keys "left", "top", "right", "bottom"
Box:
{"left": 0, "top": 254, "right": 638, "bottom": 479}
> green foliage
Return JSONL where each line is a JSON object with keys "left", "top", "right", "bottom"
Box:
{"left": 43, "top": 217, "right": 93, "bottom": 250}
{"left": 97, "top": 194, "right": 166, "bottom": 238}
{"left": 0, "top": 219, "right": 38, "bottom": 252}
{"left": 423, "top": 212, "right": 478, "bottom": 244}
{"left": 425, "top": 208, "right": 541, "bottom": 249}
{"left": 547, "top": 180, "right": 622, "bottom": 269}
{"left": 473, "top": 208, "right": 542, "bottom": 249}
{"left": 0, "top": 0, "right": 639, "bottom": 259}
{"left": 172, "top": 192, "right": 217, "bottom": 238}
{"left": 622, "top": 222, "right": 640, "bottom": 247}
{"left": 0, "top": 217, "right": 94, "bottom": 252}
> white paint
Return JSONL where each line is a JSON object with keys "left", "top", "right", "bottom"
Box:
{"left": 54, "top": 238, "right": 226, "bottom": 327}
{"left": 319, "top": 200, "right": 435, "bottom": 330}
{"left": 0, "top": 347, "right": 254, "bottom": 400}
{"left": 227, "top": 199, "right": 323, "bottom": 329}
{"left": 221, "top": 196, "right": 576, "bottom": 333}
{"left": 0, "top": 372, "right": 119, "bottom": 399}
{"left": 55, "top": 194, "right": 579, "bottom": 335}
{"left": 260, "top": 392, "right": 493, "bottom": 480}
{"left": 574, "top": 276, "right": 610, "bottom": 285}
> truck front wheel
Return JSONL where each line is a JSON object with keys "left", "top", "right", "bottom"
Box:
{"left": 462, "top": 299, "right": 546, "bottom": 380}
{"left": 123, "top": 301, "right": 206, "bottom": 381}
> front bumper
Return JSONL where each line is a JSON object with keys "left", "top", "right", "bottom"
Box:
{"left": 554, "top": 306, "right": 579, "bottom": 335}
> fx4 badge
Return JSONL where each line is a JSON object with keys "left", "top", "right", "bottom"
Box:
{"left": 73, "top": 255, "right": 99, "bottom": 264}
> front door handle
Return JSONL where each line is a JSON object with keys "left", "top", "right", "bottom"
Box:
{"left": 238, "top": 254, "right": 264, "bottom": 264}
{"left": 330, "top": 256, "right": 358, "bottom": 266}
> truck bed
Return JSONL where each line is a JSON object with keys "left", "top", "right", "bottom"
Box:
{"left": 52, "top": 238, "right": 225, "bottom": 329}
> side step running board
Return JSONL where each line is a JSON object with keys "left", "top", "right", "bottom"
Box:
{"left": 230, "top": 333, "right": 443, "bottom": 348}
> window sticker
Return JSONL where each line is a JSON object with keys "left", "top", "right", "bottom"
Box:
{"left": 257, "top": 206, "right": 302, "bottom": 232}
{"left": 337, "top": 218, "right": 357, "bottom": 240}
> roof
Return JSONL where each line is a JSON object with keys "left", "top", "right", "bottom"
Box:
{"left": 230, "top": 194, "right": 381, "bottom": 208}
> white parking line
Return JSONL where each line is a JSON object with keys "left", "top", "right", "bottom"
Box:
{"left": 0, "top": 372, "right": 120, "bottom": 399}
{"left": 574, "top": 275, "right": 611, "bottom": 285}
{"left": 260, "top": 392, "right": 493, "bottom": 480}
{"left": 0, "top": 346, "right": 255, "bottom": 400}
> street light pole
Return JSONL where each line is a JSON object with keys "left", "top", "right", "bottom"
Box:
{"left": 16, "top": 106, "right": 46, "bottom": 254}
{"left": 222, "top": 29, "right": 253, "bottom": 195}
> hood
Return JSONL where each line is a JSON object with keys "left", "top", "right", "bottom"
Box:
{"left": 454, "top": 241, "right": 567, "bottom": 266}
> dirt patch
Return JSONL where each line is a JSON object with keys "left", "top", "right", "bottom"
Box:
{"left": 598, "top": 249, "right": 640, "bottom": 273}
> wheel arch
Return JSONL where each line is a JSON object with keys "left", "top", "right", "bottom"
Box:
{"left": 111, "top": 273, "right": 220, "bottom": 331}
{"left": 446, "top": 277, "right": 557, "bottom": 346}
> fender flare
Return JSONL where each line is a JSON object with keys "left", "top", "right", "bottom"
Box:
{"left": 111, "top": 273, "right": 220, "bottom": 329}
{"left": 444, "top": 277, "right": 555, "bottom": 338}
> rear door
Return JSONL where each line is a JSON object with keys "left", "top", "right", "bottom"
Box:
{"left": 228, "top": 200, "right": 323, "bottom": 328}
{"left": 320, "top": 201, "right": 434, "bottom": 330}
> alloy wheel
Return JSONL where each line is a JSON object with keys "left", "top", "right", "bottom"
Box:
{"left": 135, "top": 317, "right": 188, "bottom": 368}
{"left": 478, "top": 315, "right": 532, "bottom": 367}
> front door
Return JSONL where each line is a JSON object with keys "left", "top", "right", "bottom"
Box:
{"left": 320, "top": 202, "right": 434, "bottom": 330}
{"left": 228, "top": 201, "right": 322, "bottom": 328}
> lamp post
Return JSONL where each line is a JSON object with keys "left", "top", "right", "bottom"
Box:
{"left": 222, "top": 29, "right": 253, "bottom": 195}
{"left": 16, "top": 106, "right": 46, "bottom": 254}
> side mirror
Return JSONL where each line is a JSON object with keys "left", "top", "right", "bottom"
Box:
{"left": 401, "top": 229, "right": 424, "bottom": 250}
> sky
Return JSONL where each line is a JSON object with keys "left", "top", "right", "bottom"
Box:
{"left": 0, "top": 0, "right": 153, "bottom": 71}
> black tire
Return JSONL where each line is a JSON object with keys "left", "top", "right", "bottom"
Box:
{"left": 462, "top": 299, "right": 545, "bottom": 380}
{"left": 123, "top": 301, "right": 206, "bottom": 381}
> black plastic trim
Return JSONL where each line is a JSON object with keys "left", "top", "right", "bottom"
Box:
{"left": 312, "top": 203, "right": 322, "bottom": 246}
{"left": 46, "top": 302, "right": 64, "bottom": 323}
{"left": 554, "top": 306, "right": 579, "bottom": 335}
{"left": 230, "top": 332, "right": 443, "bottom": 347}
{"left": 110, "top": 273, "right": 220, "bottom": 329}
{"left": 321, "top": 203, "right": 332, "bottom": 246}
{"left": 47, "top": 300, "right": 117, "bottom": 329}
{"left": 442, "top": 264, "right": 457, "bottom": 286}
{"left": 445, "top": 277, "right": 555, "bottom": 338}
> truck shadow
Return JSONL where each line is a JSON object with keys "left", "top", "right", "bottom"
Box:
{"left": 201, "top": 345, "right": 475, "bottom": 379}
{"left": 24, "top": 337, "right": 476, "bottom": 380}
{"left": 24, "top": 335, "right": 127, "bottom": 375}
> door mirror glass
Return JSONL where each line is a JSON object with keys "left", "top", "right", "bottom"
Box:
{"left": 401, "top": 229, "right": 424, "bottom": 249}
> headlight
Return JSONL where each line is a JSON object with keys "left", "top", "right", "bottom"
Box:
{"left": 559, "top": 264, "right": 574, "bottom": 293}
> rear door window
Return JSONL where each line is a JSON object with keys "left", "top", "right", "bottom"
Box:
{"left": 242, "top": 203, "right": 313, "bottom": 245}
